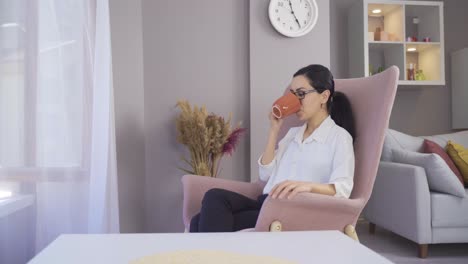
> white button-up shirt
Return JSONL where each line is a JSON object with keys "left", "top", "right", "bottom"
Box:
{"left": 258, "top": 115, "right": 355, "bottom": 198}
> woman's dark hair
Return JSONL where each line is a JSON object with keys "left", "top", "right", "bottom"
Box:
{"left": 293, "top": 64, "right": 356, "bottom": 141}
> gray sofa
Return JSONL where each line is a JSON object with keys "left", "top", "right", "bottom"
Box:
{"left": 363, "top": 129, "right": 468, "bottom": 258}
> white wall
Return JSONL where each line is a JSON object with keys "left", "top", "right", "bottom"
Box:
{"left": 141, "top": 0, "right": 251, "bottom": 232}
{"left": 138, "top": 0, "right": 332, "bottom": 232}
{"left": 330, "top": 0, "right": 357, "bottom": 78}
{"left": 249, "top": 0, "right": 331, "bottom": 181}
{"left": 109, "top": 0, "right": 145, "bottom": 233}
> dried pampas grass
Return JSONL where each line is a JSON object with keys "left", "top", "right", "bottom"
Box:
{"left": 176, "top": 100, "right": 246, "bottom": 177}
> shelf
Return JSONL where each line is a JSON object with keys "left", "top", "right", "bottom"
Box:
{"left": 405, "top": 41, "right": 440, "bottom": 45}
{"left": 406, "top": 42, "right": 440, "bottom": 52}
{"left": 398, "top": 80, "right": 445, "bottom": 86}
{"left": 369, "top": 42, "right": 404, "bottom": 49}
{"left": 349, "top": 0, "right": 445, "bottom": 85}
{"left": 368, "top": 41, "right": 403, "bottom": 44}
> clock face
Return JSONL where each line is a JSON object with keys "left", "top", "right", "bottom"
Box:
{"left": 268, "top": 0, "right": 318, "bottom": 37}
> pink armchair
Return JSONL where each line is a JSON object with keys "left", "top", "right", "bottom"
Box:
{"left": 182, "top": 66, "right": 399, "bottom": 236}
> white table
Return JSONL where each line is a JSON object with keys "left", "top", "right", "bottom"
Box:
{"left": 29, "top": 230, "right": 393, "bottom": 264}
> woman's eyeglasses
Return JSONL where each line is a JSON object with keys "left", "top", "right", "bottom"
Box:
{"left": 289, "top": 88, "right": 318, "bottom": 100}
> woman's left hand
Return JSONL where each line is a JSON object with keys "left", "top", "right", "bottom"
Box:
{"left": 269, "top": 180, "right": 314, "bottom": 200}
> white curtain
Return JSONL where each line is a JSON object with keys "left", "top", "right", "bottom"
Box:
{"left": 0, "top": 0, "right": 119, "bottom": 260}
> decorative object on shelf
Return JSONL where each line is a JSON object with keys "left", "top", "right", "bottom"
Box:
{"left": 377, "top": 66, "right": 384, "bottom": 73}
{"left": 415, "top": 69, "right": 426, "bottom": 80}
{"left": 389, "top": 33, "right": 399, "bottom": 41}
{"left": 374, "top": 27, "right": 381, "bottom": 41}
{"left": 406, "top": 16, "right": 420, "bottom": 42}
{"left": 369, "top": 64, "right": 374, "bottom": 75}
{"left": 407, "top": 63, "right": 416, "bottom": 80}
{"left": 268, "top": 0, "right": 319, "bottom": 38}
{"left": 175, "top": 100, "right": 246, "bottom": 177}
{"left": 368, "top": 32, "right": 374, "bottom": 41}
{"left": 407, "top": 36, "right": 418, "bottom": 42}
{"left": 423, "top": 37, "right": 431, "bottom": 42}
{"left": 412, "top": 17, "right": 420, "bottom": 36}
{"left": 380, "top": 31, "right": 389, "bottom": 41}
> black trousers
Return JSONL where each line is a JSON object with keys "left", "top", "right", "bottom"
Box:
{"left": 189, "top": 188, "right": 269, "bottom": 232}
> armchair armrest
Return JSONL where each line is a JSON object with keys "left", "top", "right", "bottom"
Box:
{"left": 363, "top": 161, "right": 431, "bottom": 244}
{"left": 255, "top": 192, "right": 364, "bottom": 232}
{"left": 181, "top": 174, "right": 264, "bottom": 228}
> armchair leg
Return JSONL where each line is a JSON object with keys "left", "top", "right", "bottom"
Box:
{"left": 418, "top": 244, "right": 428, "bottom": 258}
{"left": 344, "top": 225, "right": 359, "bottom": 242}
{"left": 369, "top": 222, "right": 376, "bottom": 234}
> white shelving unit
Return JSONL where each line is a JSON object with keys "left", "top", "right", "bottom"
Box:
{"left": 348, "top": 0, "right": 445, "bottom": 86}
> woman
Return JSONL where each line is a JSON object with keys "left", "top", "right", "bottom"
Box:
{"left": 189, "top": 64, "right": 355, "bottom": 233}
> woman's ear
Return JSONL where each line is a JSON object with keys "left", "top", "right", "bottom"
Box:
{"left": 322, "top": 90, "right": 331, "bottom": 103}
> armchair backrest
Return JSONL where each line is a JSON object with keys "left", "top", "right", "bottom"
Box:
{"left": 277, "top": 66, "right": 399, "bottom": 202}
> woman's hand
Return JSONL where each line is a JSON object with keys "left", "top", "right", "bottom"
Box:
{"left": 269, "top": 180, "right": 314, "bottom": 200}
{"left": 269, "top": 111, "right": 284, "bottom": 132}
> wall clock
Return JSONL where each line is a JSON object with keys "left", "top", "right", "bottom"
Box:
{"left": 268, "top": 0, "right": 319, "bottom": 38}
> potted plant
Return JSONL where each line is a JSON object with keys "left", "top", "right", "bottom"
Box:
{"left": 175, "top": 100, "right": 246, "bottom": 177}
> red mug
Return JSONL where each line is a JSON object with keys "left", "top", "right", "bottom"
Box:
{"left": 272, "top": 92, "right": 301, "bottom": 119}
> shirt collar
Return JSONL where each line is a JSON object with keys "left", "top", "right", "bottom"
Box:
{"left": 294, "top": 115, "right": 335, "bottom": 144}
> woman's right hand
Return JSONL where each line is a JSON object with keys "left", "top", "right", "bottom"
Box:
{"left": 269, "top": 111, "right": 284, "bottom": 132}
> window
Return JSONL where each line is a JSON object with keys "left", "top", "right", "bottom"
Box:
{"left": 1, "top": 0, "right": 92, "bottom": 200}
{"left": 0, "top": 0, "right": 88, "bottom": 171}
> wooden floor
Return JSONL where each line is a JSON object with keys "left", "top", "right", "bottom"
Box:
{"left": 357, "top": 221, "right": 468, "bottom": 264}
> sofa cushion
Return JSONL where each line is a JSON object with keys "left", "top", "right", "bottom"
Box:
{"left": 391, "top": 148, "right": 466, "bottom": 197}
{"left": 424, "top": 139, "right": 464, "bottom": 186}
{"left": 424, "top": 131, "right": 468, "bottom": 150}
{"left": 382, "top": 129, "right": 468, "bottom": 161}
{"left": 447, "top": 140, "right": 468, "bottom": 185}
{"left": 431, "top": 189, "right": 468, "bottom": 227}
{"left": 381, "top": 129, "right": 424, "bottom": 161}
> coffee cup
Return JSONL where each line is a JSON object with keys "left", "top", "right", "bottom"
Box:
{"left": 272, "top": 92, "right": 301, "bottom": 119}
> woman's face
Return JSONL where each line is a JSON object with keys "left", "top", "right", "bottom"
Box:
{"left": 289, "top": 75, "right": 330, "bottom": 121}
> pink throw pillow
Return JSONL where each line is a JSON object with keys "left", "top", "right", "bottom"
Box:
{"left": 424, "top": 139, "right": 464, "bottom": 186}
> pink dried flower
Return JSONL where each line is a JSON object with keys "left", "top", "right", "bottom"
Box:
{"left": 222, "top": 127, "right": 247, "bottom": 156}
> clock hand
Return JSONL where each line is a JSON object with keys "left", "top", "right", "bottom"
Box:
{"left": 294, "top": 17, "right": 301, "bottom": 29}
{"left": 288, "top": 0, "right": 302, "bottom": 29}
